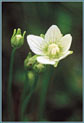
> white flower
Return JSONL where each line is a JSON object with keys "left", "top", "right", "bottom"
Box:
{"left": 27, "top": 25, "right": 73, "bottom": 67}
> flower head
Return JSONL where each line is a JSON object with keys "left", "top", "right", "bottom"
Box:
{"left": 11, "top": 28, "right": 26, "bottom": 48}
{"left": 27, "top": 25, "right": 73, "bottom": 67}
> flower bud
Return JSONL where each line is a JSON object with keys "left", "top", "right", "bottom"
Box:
{"left": 33, "top": 63, "right": 46, "bottom": 73}
{"left": 27, "top": 71, "right": 35, "bottom": 86}
{"left": 11, "top": 28, "right": 26, "bottom": 48}
{"left": 24, "top": 53, "right": 37, "bottom": 70}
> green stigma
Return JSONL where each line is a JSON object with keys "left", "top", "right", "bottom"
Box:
{"left": 43, "top": 43, "right": 60, "bottom": 59}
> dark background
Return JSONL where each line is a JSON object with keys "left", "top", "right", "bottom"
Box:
{"left": 2, "top": 2, "right": 82, "bottom": 121}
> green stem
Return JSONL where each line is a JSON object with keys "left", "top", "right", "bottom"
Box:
{"left": 20, "top": 72, "right": 38, "bottom": 121}
{"left": 21, "top": 70, "right": 29, "bottom": 103}
{"left": 8, "top": 48, "right": 16, "bottom": 120}
{"left": 19, "top": 69, "right": 29, "bottom": 120}
{"left": 38, "top": 66, "right": 53, "bottom": 121}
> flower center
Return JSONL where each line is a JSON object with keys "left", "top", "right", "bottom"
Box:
{"left": 48, "top": 43, "right": 60, "bottom": 56}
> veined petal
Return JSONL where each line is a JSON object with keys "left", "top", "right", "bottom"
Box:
{"left": 56, "top": 51, "right": 73, "bottom": 61}
{"left": 27, "top": 35, "right": 44, "bottom": 55}
{"left": 59, "top": 34, "right": 72, "bottom": 53}
{"left": 45, "top": 25, "right": 62, "bottom": 43}
{"left": 37, "top": 56, "right": 55, "bottom": 65}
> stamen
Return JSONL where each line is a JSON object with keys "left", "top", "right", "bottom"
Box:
{"left": 48, "top": 43, "right": 60, "bottom": 56}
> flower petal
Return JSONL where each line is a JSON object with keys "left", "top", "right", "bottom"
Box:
{"left": 59, "top": 34, "right": 72, "bottom": 53}
{"left": 56, "top": 51, "right": 73, "bottom": 61}
{"left": 45, "top": 25, "right": 62, "bottom": 43}
{"left": 27, "top": 35, "right": 44, "bottom": 55}
{"left": 37, "top": 56, "right": 55, "bottom": 65}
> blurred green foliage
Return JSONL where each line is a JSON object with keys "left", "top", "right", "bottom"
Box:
{"left": 2, "top": 2, "right": 82, "bottom": 121}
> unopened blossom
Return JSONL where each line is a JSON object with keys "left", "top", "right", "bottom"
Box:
{"left": 11, "top": 28, "right": 26, "bottom": 48}
{"left": 27, "top": 25, "right": 73, "bottom": 67}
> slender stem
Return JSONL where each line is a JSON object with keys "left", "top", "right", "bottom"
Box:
{"left": 19, "top": 69, "right": 29, "bottom": 120}
{"left": 20, "top": 72, "right": 38, "bottom": 121}
{"left": 21, "top": 70, "right": 29, "bottom": 103}
{"left": 38, "top": 66, "right": 53, "bottom": 121}
{"left": 8, "top": 48, "right": 16, "bottom": 120}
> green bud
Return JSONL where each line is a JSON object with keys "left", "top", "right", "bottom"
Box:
{"left": 11, "top": 28, "right": 26, "bottom": 48}
{"left": 33, "top": 63, "right": 46, "bottom": 73}
{"left": 27, "top": 71, "right": 35, "bottom": 86}
{"left": 24, "top": 53, "right": 37, "bottom": 70}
